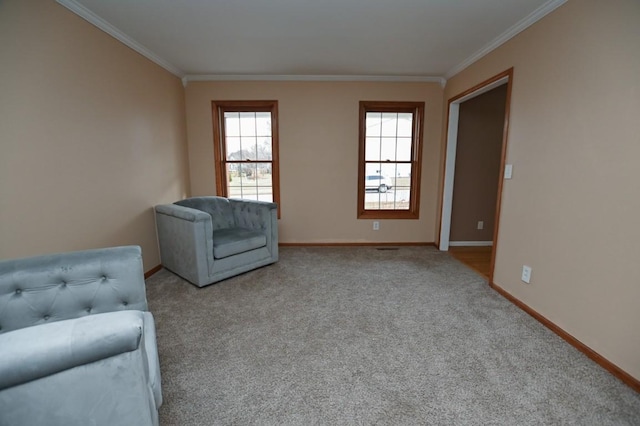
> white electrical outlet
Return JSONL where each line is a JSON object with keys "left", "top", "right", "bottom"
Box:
{"left": 373, "top": 221, "right": 380, "bottom": 231}
{"left": 477, "top": 221, "right": 484, "bottom": 230}
{"left": 521, "top": 265, "right": 532, "bottom": 283}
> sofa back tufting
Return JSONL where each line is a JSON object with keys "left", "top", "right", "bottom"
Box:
{"left": 0, "top": 246, "right": 148, "bottom": 334}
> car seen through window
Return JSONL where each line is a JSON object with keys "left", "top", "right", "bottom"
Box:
{"left": 365, "top": 175, "right": 392, "bottom": 193}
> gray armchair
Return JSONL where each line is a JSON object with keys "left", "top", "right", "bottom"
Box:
{"left": 154, "top": 196, "right": 278, "bottom": 287}
{"left": 0, "top": 246, "right": 161, "bottom": 426}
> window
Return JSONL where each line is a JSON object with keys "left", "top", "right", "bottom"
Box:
{"left": 212, "top": 100, "right": 280, "bottom": 214}
{"left": 358, "top": 101, "right": 424, "bottom": 219}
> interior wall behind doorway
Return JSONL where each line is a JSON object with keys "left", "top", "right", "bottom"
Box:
{"left": 450, "top": 84, "right": 507, "bottom": 243}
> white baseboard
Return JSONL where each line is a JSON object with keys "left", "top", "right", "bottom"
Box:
{"left": 449, "top": 241, "right": 493, "bottom": 247}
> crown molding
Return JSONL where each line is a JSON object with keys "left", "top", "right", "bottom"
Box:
{"left": 185, "top": 74, "right": 446, "bottom": 87}
{"left": 57, "top": 0, "right": 563, "bottom": 86}
{"left": 56, "top": 0, "right": 184, "bottom": 78}
{"left": 444, "top": 0, "right": 568, "bottom": 79}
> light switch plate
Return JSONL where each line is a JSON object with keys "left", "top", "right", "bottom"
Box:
{"left": 504, "top": 164, "right": 513, "bottom": 179}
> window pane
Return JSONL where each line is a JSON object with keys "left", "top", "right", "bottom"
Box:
{"left": 225, "top": 162, "right": 273, "bottom": 202}
{"left": 378, "top": 162, "right": 396, "bottom": 180}
{"left": 380, "top": 113, "right": 397, "bottom": 137}
{"left": 227, "top": 163, "right": 244, "bottom": 198}
{"left": 255, "top": 162, "right": 273, "bottom": 203}
{"left": 396, "top": 137, "right": 412, "bottom": 161}
{"left": 225, "top": 137, "right": 241, "bottom": 160}
{"left": 254, "top": 162, "right": 273, "bottom": 187}
{"left": 239, "top": 112, "right": 256, "bottom": 136}
{"left": 240, "top": 137, "right": 258, "bottom": 160}
{"left": 396, "top": 163, "right": 412, "bottom": 178}
{"left": 241, "top": 163, "right": 259, "bottom": 201}
{"left": 397, "top": 113, "right": 413, "bottom": 137}
{"left": 363, "top": 161, "right": 411, "bottom": 209}
{"left": 380, "top": 137, "right": 396, "bottom": 161}
{"left": 255, "top": 137, "right": 272, "bottom": 160}
{"left": 394, "top": 163, "right": 412, "bottom": 210}
{"left": 393, "top": 185, "right": 411, "bottom": 210}
{"left": 258, "top": 188, "right": 273, "bottom": 203}
{"left": 255, "top": 112, "right": 271, "bottom": 137}
{"left": 226, "top": 163, "right": 241, "bottom": 188}
{"left": 365, "top": 137, "right": 381, "bottom": 161}
{"left": 365, "top": 162, "right": 383, "bottom": 177}
{"left": 224, "top": 112, "right": 240, "bottom": 136}
{"left": 364, "top": 192, "right": 382, "bottom": 210}
{"left": 244, "top": 162, "right": 258, "bottom": 183}
{"left": 365, "top": 112, "right": 382, "bottom": 137}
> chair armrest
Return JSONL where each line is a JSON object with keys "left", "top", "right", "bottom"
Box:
{"left": 0, "top": 311, "right": 144, "bottom": 390}
{"left": 155, "top": 203, "right": 211, "bottom": 222}
{"left": 155, "top": 204, "right": 214, "bottom": 286}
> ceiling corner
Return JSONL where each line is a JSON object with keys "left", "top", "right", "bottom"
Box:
{"left": 56, "top": 0, "right": 184, "bottom": 78}
{"left": 443, "top": 0, "right": 568, "bottom": 80}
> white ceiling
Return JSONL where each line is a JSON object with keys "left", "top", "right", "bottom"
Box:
{"left": 58, "top": 0, "right": 566, "bottom": 82}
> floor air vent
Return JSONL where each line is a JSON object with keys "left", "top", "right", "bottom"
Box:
{"left": 376, "top": 247, "right": 399, "bottom": 251}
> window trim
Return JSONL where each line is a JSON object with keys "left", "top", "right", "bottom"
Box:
{"left": 212, "top": 100, "right": 281, "bottom": 217}
{"left": 357, "top": 101, "right": 425, "bottom": 219}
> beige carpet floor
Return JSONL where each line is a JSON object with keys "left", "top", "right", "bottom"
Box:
{"left": 146, "top": 246, "right": 640, "bottom": 425}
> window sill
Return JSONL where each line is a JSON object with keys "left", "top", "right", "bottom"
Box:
{"left": 358, "top": 210, "right": 419, "bottom": 220}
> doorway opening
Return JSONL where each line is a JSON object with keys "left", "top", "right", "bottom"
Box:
{"left": 438, "top": 68, "right": 513, "bottom": 282}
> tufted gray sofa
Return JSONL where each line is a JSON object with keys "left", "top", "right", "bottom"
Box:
{"left": 155, "top": 196, "right": 278, "bottom": 287}
{"left": 0, "top": 246, "right": 161, "bottom": 426}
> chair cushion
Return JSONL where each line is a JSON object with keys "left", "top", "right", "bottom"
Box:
{"left": 212, "top": 228, "right": 267, "bottom": 259}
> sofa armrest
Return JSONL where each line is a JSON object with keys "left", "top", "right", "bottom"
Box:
{"left": 142, "top": 311, "right": 162, "bottom": 407}
{"left": 0, "top": 311, "right": 144, "bottom": 390}
{"left": 155, "top": 204, "right": 214, "bottom": 285}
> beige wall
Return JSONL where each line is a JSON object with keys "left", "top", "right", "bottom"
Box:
{"left": 186, "top": 81, "right": 443, "bottom": 243}
{"left": 0, "top": 0, "right": 190, "bottom": 270}
{"left": 444, "top": 0, "right": 640, "bottom": 379}
{"left": 450, "top": 84, "right": 506, "bottom": 242}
